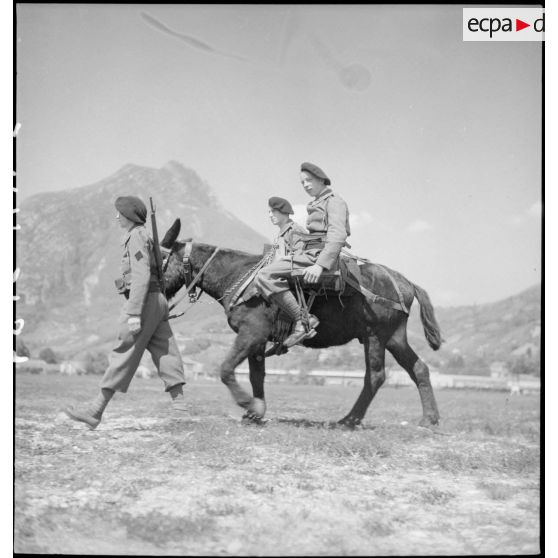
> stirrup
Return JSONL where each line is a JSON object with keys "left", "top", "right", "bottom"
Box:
{"left": 283, "top": 316, "right": 319, "bottom": 348}
{"left": 264, "top": 343, "right": 289, "bottom": 357}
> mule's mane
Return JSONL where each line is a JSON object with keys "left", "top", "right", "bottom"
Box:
{"left": 179, "top": 240, "right": 262, "bottom": 262}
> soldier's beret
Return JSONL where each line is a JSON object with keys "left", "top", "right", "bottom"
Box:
{"left": 115, "top": 196, "right": 147, "bottom": 224}
{"left": 268, "top": 196, "right": 294, "bottom": 215}
{"left": 300, "top": 162, "right": 331, "bottom": 185}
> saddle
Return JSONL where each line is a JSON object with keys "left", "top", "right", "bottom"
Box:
{"left": 288, "top": 255, "right": 360, "bottom": 296}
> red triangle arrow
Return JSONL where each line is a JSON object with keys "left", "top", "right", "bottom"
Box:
{"left": 516, "top": 19, "right": 530, "bottom": 31}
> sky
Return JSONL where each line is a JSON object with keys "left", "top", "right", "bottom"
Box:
{"left": 15, "top": 4, "right": 542, "bottom": 307}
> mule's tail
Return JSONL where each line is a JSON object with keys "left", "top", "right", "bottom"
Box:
{"left": 413, "top": 283, "right": 442, "bottom": 351}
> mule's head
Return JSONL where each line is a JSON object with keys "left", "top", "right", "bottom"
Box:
{"left": 160, "top": 218, "right": 191, "bottom": 298}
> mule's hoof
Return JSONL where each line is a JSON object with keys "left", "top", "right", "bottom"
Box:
{"left": 418, "top": 416, "right": 439, "bottom": 428}
{"left": 247, "top": 398, "right": 266, "bottom": 418}
{"left": 241, "top": 412, "right": 268, "bottom": 426}
{"left": 337, "top": 416, "right": 362, "bottom": 430}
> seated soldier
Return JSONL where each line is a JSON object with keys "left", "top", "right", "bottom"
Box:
{"left": 267, "top": 196, "right": 307, "bottom": 262}
{"left": 255, "top": 162, "right": 351, "bottom": 348}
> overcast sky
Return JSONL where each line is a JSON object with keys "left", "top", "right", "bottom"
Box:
{"left": 16, "top": 4, "right": 542, "bottom": 307}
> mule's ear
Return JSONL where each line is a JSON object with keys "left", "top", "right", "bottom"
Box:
{"left": 161, "top": 218, "right": 181, "bottom": 248}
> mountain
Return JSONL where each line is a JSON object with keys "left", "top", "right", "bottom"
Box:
{"left": 406, "top": 284, "right": 541, "bottom": 373}
{"left": 430, "top": 285, "right": 541, "bottom": 360}
{"left": 16, "top": 161, "right": 269, "bottom": 349}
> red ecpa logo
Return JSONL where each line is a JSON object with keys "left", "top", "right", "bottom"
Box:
{"left": 467, "top": 14, "right": 544, "bottom": 38}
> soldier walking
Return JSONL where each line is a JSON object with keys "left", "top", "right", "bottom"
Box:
{"left": 64, "top": 196, "right": 187, "bottom": 429}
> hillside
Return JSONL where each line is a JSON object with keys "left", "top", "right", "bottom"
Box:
{"left": 407, "top": 284, "right": 541, "bottom": 374}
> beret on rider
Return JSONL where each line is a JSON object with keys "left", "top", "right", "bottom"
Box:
{"left": 268, "top": 196, "right": 294, "bottom": 215}
{"left": 300, "top": 162, "right": 331, "bottom": 186}
{"left": 115, "top": 196, "right": 147, "bottom": 224}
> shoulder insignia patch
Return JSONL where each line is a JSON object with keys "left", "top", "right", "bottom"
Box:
{"left": 135, "top": 251, "right": 144, "bottom": 261}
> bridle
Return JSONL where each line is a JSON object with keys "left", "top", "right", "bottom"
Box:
{"left": 167, "top": 240, "right": 221, "bottom": 313}
{"left": 165, "top": 239, "right": 274, "bottom": 319}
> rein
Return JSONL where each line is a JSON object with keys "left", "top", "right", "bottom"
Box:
{"left": 220, "top": 249, "right": 275, "bottom": 309}
{"left": 168, "top": 241, "right": 220, "bottom": 313}
{"left": 166, "top": 241, "right": 272, "bottom": 319}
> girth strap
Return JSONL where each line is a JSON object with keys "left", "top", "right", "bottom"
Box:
{"left": 344, "top": 274, "right": 409, "bottom": 314}
{"left": 376, "top": 264, "right": 409, "bottom": 314}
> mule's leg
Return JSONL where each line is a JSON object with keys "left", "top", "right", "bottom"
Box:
{"left": 386, "top": 325, "right": 440, "bottom": 426}
{"left": 244, "top": 345, "right": 267, "bottom": 420}
{"left": 219, "top": 330, "right": 257, "bottom": 411}
{"left": 220, "top": 327, "right": 270, "bottom": 416}
{"left": 248, "top": 349, "right": 266, "bottom": 399}
{"left": 338, "top": 334, "right": 386, "bottom": 428}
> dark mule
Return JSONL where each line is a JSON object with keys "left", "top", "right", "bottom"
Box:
{"left": 161, "top": 220, "right": 442, "bottom": 427}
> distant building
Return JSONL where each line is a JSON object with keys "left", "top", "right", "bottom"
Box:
{"left": 490, "top": 361, "right": 510, "bottom": 378}
{"left": 181, "top": 356, "right": 204, "bottom": 378}
{"left": 386, "top": 369, "right": 414, "bottom": 387}
{"left": 234, "top": 367, "right": 540, "bottom": 393}
{"left": 308, "top": 370, "right": 364, "bottom": 386}
{"left": 507, "top": 374, "right": 541, "bottom": 395}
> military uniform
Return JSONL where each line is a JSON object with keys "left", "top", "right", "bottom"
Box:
{"left": 100, "top": 224, "right": 185, "bottom": 393}
{"left": 256, "top": 186, "right": 351, "bottom": 300}
{"left": 271, "top": 219, "right": 307, "bottom": 261}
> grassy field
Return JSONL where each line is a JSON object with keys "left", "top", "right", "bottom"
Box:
{"left": 15, "top": 372, "right": 540, "bottom": 555}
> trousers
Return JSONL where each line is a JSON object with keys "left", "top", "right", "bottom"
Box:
{"left": 100, "top": 292, "right": 185, "bottom": 393}
{"left": 254, "top": 253, "right": 319, "bottom": 301}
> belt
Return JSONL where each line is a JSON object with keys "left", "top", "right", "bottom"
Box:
{"left": 118, "top": 285, "right": 161, "bottom": 299}
{"left": 304, "top": 239, "right": 325, "bottom": 250}
{"left": 298, "top": 233, "right": 326, "bottom": 250}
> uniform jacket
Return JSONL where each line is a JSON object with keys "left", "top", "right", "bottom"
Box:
{"left": 119, "top": 225, "right": 160, "bottom": 316}
{"left": 273, "top": 220, "right": 307, "bottom": 260}
{"left": 305, "top": 187, "right": 351, "bottom": 270}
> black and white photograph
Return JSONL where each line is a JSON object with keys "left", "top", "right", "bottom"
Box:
{"left": 13, "top": 3, "right": 543, "bottom": 555}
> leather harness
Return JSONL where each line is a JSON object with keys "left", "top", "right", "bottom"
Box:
{"left": 166, "top": 240, "right": 409, "bottom": 319}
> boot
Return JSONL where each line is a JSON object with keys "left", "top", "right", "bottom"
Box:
{"left": 169, "top": 384, "right": 188, "bottom": 412}
{"left": 283, "top": 314, "right": 320, "bottom": 348}
{"left": 271, "top": 291, "right": 320, "bottom": 348}
{"left": 271, "top": 290, "right": 302, "bottom": 322}
{"left": 64, "top": 388, "right": 114, "bottom": 430}
{"left": 64, "top": 407, "right": 102, "bottom": 430}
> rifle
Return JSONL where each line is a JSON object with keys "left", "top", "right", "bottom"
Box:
{"left": 149, "top": 197, "right": 166, "bottom": 293}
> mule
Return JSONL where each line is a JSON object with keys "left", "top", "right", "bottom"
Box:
{"left": 161, "top": 220, "right": 442, "bottom": 428}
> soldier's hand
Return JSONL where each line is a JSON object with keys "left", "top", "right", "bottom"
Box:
{"left": 127, "top": 316, "right": 141, "bottom": 335}
{"left": 304, "top": 264, "right": 324, "bottom": 284}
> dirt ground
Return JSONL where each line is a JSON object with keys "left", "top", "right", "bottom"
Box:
{"left": 14, "top": 373, "right": 540, "bottom": 555}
